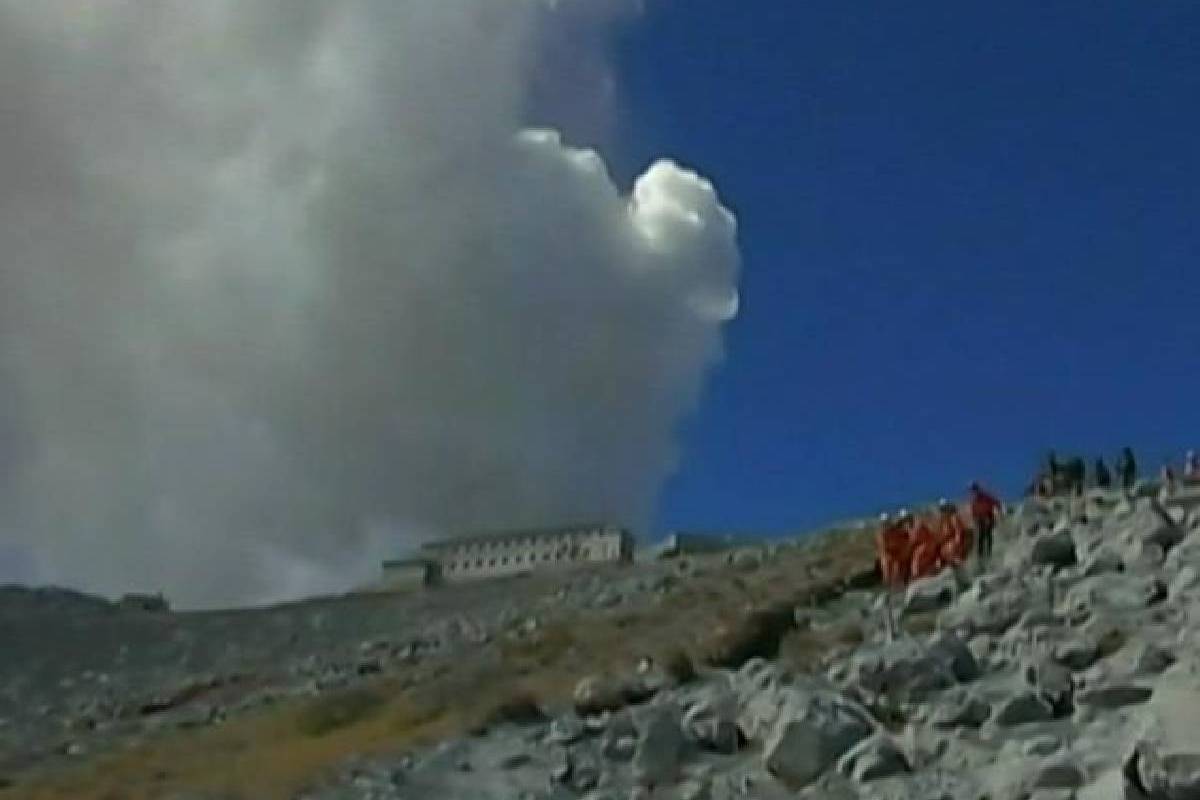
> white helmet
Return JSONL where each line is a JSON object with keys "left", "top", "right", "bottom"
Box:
{"left": 897, "top": 507, "right": 911, "bottom": 519}
{"left": 878, "top": 512, "right": 891, "bottom": 523}
{"left": 938, "top": 497, "right": 951, "bottom": 507}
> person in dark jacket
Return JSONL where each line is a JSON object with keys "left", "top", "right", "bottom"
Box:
{"left": 1117, "top": 447, "right": 1138, "bottom": 491}
{"left": 1094, "top": 457, "right": 1112, "bottom": 489}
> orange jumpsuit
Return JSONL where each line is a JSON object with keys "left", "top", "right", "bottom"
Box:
{"left": 909, "top": 519, "right": 942, "bottom": 580}
{"left": 937, "top": 509, "right": 971, "bottom": 567}
{"left": 877, "top": 522, "right": 911, "bottom": 587}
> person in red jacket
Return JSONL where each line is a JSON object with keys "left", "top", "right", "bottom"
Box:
{"left": 968, "top": 482, "right": 1003, "bottom": 563}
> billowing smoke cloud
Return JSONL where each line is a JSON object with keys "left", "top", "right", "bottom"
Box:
{"left": 0, "top": 0, "right": 739, "bottom": 607}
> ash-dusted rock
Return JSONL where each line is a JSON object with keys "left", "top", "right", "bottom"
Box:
{"left": 574, "top": 675, "right": 627, "bottom": 717}
{"left": 1132, "top": 681, "right": 1200, "bottom": 799}
{"left": 757, "top": 683, "right": 875, "bottom": 787}
{"left": 941, "top": 584, "right": 1027, "bottom": 637}
{"left": 1076, "top": 768, "right": 1145, "bottom": 800}
{"left": 1055, "top": 637, "right": 1102, "bottom": 671}
{"left": 547, "top": 716, "right": 585, "bottom": 745}
{"left": 1081, "top": 548, "right": 1125, "bottom": 578}
{"left": 928, "top": 631, "right": 980, "bottom": 682}
{"left": 1063, "top": 574, "right": 1167, "bottom": 618}
{"left": 1076, "top": 685, "right": 1153, "bottom": 709}
{"left": 1141, "top": 519, "right": 1184, "bottom": 554}
{"left": 836, "top": 733, "right": 908, "bottom": 782}
{"left": 633, "top": 702, "right": 684, "bottom": 787}
{"left": 1169, "top": 566, "right": 1200, "bottom": 600}
{"left": 931, "top": 688, "right": 991, "bottom": 729}
{"left": 1131, "top": 643, "right": 1176, "bottom": 676}
{"left": 844, "top": 637, "right": 956, "bottom": 703}
{"left": 993, "top": 691, "right": 1054, "bottom": 727}
{"left": 1024, "top": 735, "right": 1062, "bottom": 757}
{"left": 1035, "top": 759, "right": 1086, "bottom": 789}
{"left": 1032, "top": 529, "right": 1079, "bottom": 569}
{"left": 903, "top": 570, "right": 959, "bottom": 614}
{"left": 601, "top": 710, "right": 637, "bottom": 761}
{"left": 1025, "top": 658, "right": 1075, "bottom": 717}
{"left": 681, "top": 686, "right": 740, "bottom": 754}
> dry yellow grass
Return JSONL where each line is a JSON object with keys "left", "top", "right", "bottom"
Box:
{"left": 1, "top": 530, "right": 877, "bottom": 800}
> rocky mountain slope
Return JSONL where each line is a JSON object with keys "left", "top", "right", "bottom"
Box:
{"left": 5, "top": 488, "right": 1200, "bottom": 799}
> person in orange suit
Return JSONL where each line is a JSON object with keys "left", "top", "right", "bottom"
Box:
{"left": 876, "top": 511, "right": 912, "bottom": 587}
{"left": 908, "top": 511, "right": 943, "bottom": 580}
{"left": 935, "top": 498, "right": 971, "bottom": 567}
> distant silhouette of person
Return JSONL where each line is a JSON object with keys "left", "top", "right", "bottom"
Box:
{"left": 1185, "top": 450, "right": 1199, "bottom": 482}
{"left": 1161, "top": 463, "right": 1178, "bottom": 497}
{"left": 1094, "top": 457, "right": 1112, "bottom": 489}
{"left": 1117, "top": 447, "right": 1138, "bottom": 491}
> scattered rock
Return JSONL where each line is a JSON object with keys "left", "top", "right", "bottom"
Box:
{"left": 1036, "top": 759, "right": 1086, "bottom": 789}
{"left": 836, "top": 733, "right": 909, "bottom": 782}
{"left": 1131, "top": 681, "right": 1200, "bottom": 799}
{"left": 1076, "top": 685, "right": 1153, "bottom": 709}
{"left": 903, "top": 570, "right": 959, "bottom": 615}
{"left": 761, "top": 685, "right": 874, "bottom": 788}
{"left": 993, "top": 692, "right": 1055, "bottom": 727}
{"left": 1032, "top": 529, "right": 1078, "bottom": 569}
{"left": 633, "top": 703, "right": 685, "bottom": 787}
{"left": 931, "top": 689, "right": 991, "bottom": 730}
{"left": 682, "top": 687, "right": 741, "bottom": 754}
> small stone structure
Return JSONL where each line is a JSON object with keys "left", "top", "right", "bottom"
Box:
{"left": 654, "top": 532, "right": 738, "bottom": 559}
{"left": 379, "top": 558, "right": 443, "bottom": 590}
{"left": 415, "top": 523, "right": 634, "bottom": 582}
{"left": 118, "top": 592, "right": 170, "bottom": 612}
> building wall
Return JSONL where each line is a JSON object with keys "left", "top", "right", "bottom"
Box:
{"left": 431, "top": 526, "right": 631, "bottom": 582}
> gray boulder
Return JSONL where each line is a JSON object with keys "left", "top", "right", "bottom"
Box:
{"left": 633, "top": 703, "right": 685, "bottom": 787}
{"left": 903, "top": 570, "right": 959, "bottom": 614}
{"left": 1035, "top": 759, "right": 1086, "bottom": 789}
{"left": 1032, "top": 529, "right": 1078, "bottom": 569}
{"left": 757, "top": 684, "right": 875, "bottom": 787}
{"left": 843, "top": 637, "right": 956, "bottom": 703}
{"left": 1063, "top": 574, "right": 1166, "bottom": 619}
{"left": 931, "top": 689, "right": 991, "bottom": 730}
{"left": 1132, "top": 681, "right": 1200, "bottom": 799}
{"left": 928, "top": 631, "right": 980, "bottom": 682}
{"left": 993, "top": 691, "right": 1054, "bottom": 727}
{"left": 1076, "top": 685, "right": 1153, "bottom": 709}
{"left": 682, "top": 686, "right": 740, "bottom": 754}
{"left": 1025, "top": 658, "right": 1075, "bottom": 717}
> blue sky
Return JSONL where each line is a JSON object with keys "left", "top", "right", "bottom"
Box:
{"left": 606, "top": 2, "right": 1200, "bottom": 534}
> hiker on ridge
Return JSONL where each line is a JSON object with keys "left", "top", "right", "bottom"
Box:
{"left": 876, "top": 511, "right": 911, "bottom": 587}
{"left": 968, "top": 481, "right": 1002, "bottom": 563}
{"left": 1117, "top": 447, "right": 1138, "bottom": 491}
{"left": 1094, "top": 457, "right": 1112, "bottom": 489}
{"left": 936, "top": 498, "right": 971, "bottom": 568}
{"left": 1185, "top": 450, "right": 1199, "bottom": 481}
{"left": 908, "top": 511, "right": 942, "bottom": 580}
{"left": 1161, "top": 462, "right": 1178, "bottom": 497}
